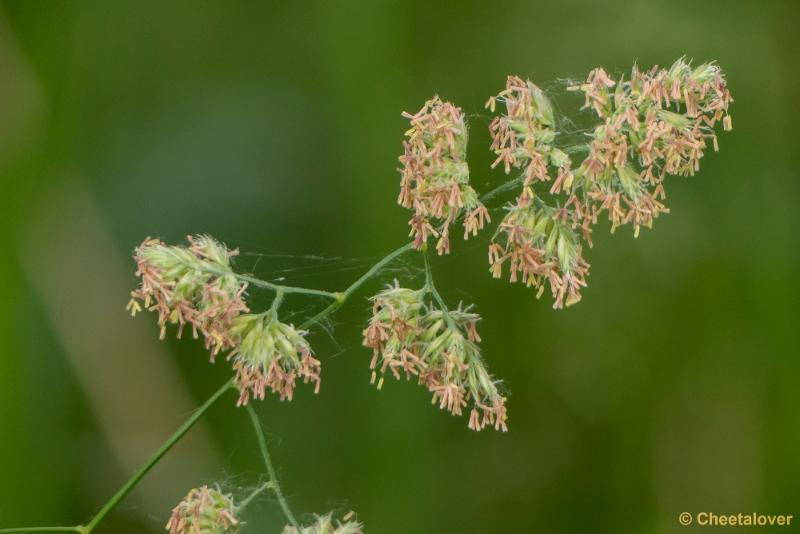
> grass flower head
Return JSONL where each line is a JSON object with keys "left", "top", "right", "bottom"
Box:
{"left": 128, "top": 235, "right": 249, "bottom": 359}
{"left": 229, "top": 312, "right": 321, "bottom": 405}
{"left": 166, "top": 485, "right": 238, "bottom": 534}
{"left": 398, "top": 96, "right": 489, "bottom": 254}
{"left": 486, "top": 58, "right": 732, "bottom": 307}
{"left": 364, "top": 284, "right": 507, "bottom": 431}
{"left": 568, "top": 58, "right": 733, "bottom": 236}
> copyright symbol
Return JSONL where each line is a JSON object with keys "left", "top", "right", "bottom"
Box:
{"left": 679, "top": 512, "right": 693, "bottom": 526}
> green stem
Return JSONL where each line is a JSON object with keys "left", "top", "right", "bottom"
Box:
{"left": 214, "top": 175, "right": 522, "bottom": 325}
{"left": 299, "top": 242, "right": 415, "bottom": 329}
{"left": 270, "top": 287, "right": 285, "bottom": 313}
{"left": 477, "top": 176, "right": 524, "bottom": 206}
{"left": 235, "top": 273, "right": 339, "bottom": 300}
{"left": 83, "top": 380, "right": 234, "bottom": 532}
{"left": 0, "top": 528, "right": 85, "bottom": 533}
{"left": 422, "top": 250, "right": 455, "bottom": 328}
{"left": 249, "top": 176, "right": 524, "bottom": 329}
{"left": 245, "top": 404, "right": 299, "bottom": 528}
{"left": 295, "top": 174, "right": 524, "bottom": 331}
{"left": 235, "top": 481, "right": 272, "bottom": 514}
{"left": 562, "top": 143, "right": 591, "bottom": 155}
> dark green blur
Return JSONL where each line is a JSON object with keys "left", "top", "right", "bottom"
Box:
{"left": 0, "top": 1, "right": 797, "bottom": 532}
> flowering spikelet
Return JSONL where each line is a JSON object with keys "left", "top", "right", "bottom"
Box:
{"left": 398, "top": 96, "right": 489, "bottom": 254}
{"left": 419, "top": 306, "right": 507, "bottom": 431}
{"left": 488, "top": 202, "right": 589, "bottom": 309}
{"left": 229, "top": 312, "right": 321, "bottom": 405}
{"left": 363, "top": 284, "right": 507, "bottom": 431}
{"left": 128, "top": 235, "right": 249, "bottom": 360}
{"left": 282, "top": 512, "right": 363, "bottom": 534}
{"left": 486, "top": 78, "right": 589, "bottom": 308}
{"left": 166, "top": 486, "right": 238, "bottom": 534}
{"left": 362, "top": 281, "right": 426, "bottom": 384}
{"left": 568, "top": 58, "right": 733, "bottom": 236}
{"left": 486, "top": 76, "right": 573, "bottom": 195}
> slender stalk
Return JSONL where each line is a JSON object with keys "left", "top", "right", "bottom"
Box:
{"left": 299, "top": 242, "right": 415, "bottom": 329}
{"left": 270, "top": 287, "right": 285, "bottom": 313}
{"left": 562, "top": 143, "right": 591, "bottom": 155}
{"left": 477, "top": 176, "right": 524, "bottom": 206}
{"left": 82, "top": 380, "right": 234, "bottom": 532}
{"left": 251, "top": 175, "right": 526, "bottom": 331}
{"left": 0, "top": 528, "right": 85, "bottom": 533}
{"left": 422, "top": 250, "right": 455, "bottom": 328}
{"left": 235, "top": 481, "right": 272, "bottom": 514}
{"left": 234, "top": 273, "right": 340, "bottom": 300}
{"left": 245, "top": 404, "right": 299, "bottom": 528}
{"left": 296, "top": 176, "right": 524, "bottom": 330}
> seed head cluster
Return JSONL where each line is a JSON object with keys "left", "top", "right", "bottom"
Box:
{"left": 282, "top": 512, "right": 363, "bottom": 534}
{"left": 568, "top": 58, "right": 733, "bottom": 236}
{"left": 363, "top": 282, "right": 507, "bottom": 431}
{"left": 398, "top": 96, "right": 490, "bottom": 254}
{"left": 128, "top": 235, "right": 249, "bottom": 358}
{"left": 486, "top": 77, "right": 590, "bottom": 308}
{"left": 130, "top": 58, "right": 731, "bottom": 442}
{"left": 486, "top": 59, "right": 732, "bottom": 308}
{"left": 129, "top": 236, "right": 321, "bottom": 404}
{"left": 166, "top": 486, "right": 238, "bottom": 534}
{"left": 486, "top": 76, "right": 572, "bottom": 194}
{"left": 229, "top": 312, "right": 321, "bottom": 405}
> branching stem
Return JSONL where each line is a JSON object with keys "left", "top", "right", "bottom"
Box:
{"left": 82, "top": 380, "right": 234, "bottom": 532}
{"left": 235, "top": 481, "right": 273, "bottom": 515}
{"left": 422, "top": 250, "right": 455, "bottom": 328}
{"left": 299, "top": 242, "right": 415, "bottom": 329}
{"left": 6, "top": 175, "right": 526, "bottom": 532}
{"left": 477, "top": 176, "right": 524, "bottom": 205}
{"left": 270, "top": 287, "right": 285, "bottom": 313}
{"left": 245, "top": 404, "right": 299, "bottom": 528}
{"left": 0, "top": 528, "right": 86, "bottom": 533}
{"left": 234, "top": 273, "right": 340, "bottom": 300}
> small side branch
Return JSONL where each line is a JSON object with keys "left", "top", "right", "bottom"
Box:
{"left": 234, "top": 273, "right": 340, "bottom": 300}
{"left": 235, "top": 481, "right": 273, "bottom": 514}
{"left": 476, "top": 176, "right": 524, "bottom": 206}
{"left": 245, "top": 404, "right": 299, "bottom": 529}
{"left": 0, "top": 528, "right": 86, "bottom": 533}
{"left": 299, "top": 242, "right": 415, "bottom": 329}
{"left": 422, "top": 250, "right": 455, "bottom": 328}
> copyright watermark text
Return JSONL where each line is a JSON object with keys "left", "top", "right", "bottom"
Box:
{"left": 679, "top": 512, "right": 794, "bottom": 527}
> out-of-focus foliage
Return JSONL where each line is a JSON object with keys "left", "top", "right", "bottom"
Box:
{"left": 0, "top": 1, "right": 797, "bottom": 532}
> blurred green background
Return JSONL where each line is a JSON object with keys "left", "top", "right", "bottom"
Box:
{"left": 0, "top": 1, "right": 798, "bottom": 532}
